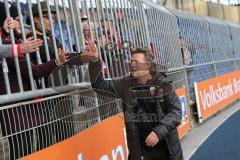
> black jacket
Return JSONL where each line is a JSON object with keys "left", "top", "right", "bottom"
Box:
{"left": 91, "top": 61, "right": 183, "bottom": 160}
{"left": 28, "top": 30, "right": 62, "bottom": 64}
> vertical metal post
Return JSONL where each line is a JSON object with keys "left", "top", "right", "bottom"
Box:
{"left": 206, "top": 23, "right": 217, "bottom": 77}
{"left": 128, "top": 0, "right": 141, "bottom": 47}
{"left": 104, "top": 0, "right": 121, "bottom": 77}
{"left": 37, "top": 0, "right": 55, "bottom": 87}
{"left": 94, "top": 0, "right": 111, "bottom": 79}
{"left": 54, "top": 0, "right": 66, "bottom": 51}
{"left": 100, "top": 0, "right": 116, "bottom": 78}
{"left": 93, "top": 91, "right": 101, "bottom": 123}
{"left": 4, "top": 0, "right": 24, "bottom": 92}
{"left": 72, "top": 0, "right": 85, "bottom": 49}
{"left": 68, "top": 0, "right": 81, "bottom": 52}
{"left": 0, "top": 37, "right": 11, "bottom": 94}
{"left": 122, "top": 0, "right": 134, "bottom": 44}
{"left": 140, "top": 2, "right": 151, "bottom": 47}
{"left": 46, "top": 0, "right": 66, "bottom": 86}
{"left": 61, "top": 0, "right": 74, "bottom": 52}
{"left": 118, "top": 0, "right": 132, "bottom": 75}
{"left": 134, "top": 0, "right": 148, "bottom": 47}
{"left": 16, "top": 0, "right": 35, "bottom": 90}
{"left": 27, "top": 0, "right": 46, "bottom": 89}
{"left": 111, "top": 0, "right": 127, "bottom": 76}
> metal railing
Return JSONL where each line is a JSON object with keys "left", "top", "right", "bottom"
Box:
{"left": 0, "top": 89, "right": 122, "bottom": 159}
{"left": 1, "top": 0, "right": 240, "bottom": 159}
{"left": 1, "top": 0, "right": 240, "bottom": 114}
{"left": 1, "top": 0, "right": 240, "bottom": 104}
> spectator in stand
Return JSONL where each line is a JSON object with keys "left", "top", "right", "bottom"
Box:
{"left": 0, "top": 3, "right": 67, "bottom": 94}
{"left": 99, "top": 14, "right": 128, "bottom": 78}
{"left": 54, "top": 7, "right": 76, "bottom": 52}
{"left": 81, "top": 16, "right": 97, "bottom": 44}
{"left": 0, "top": 3, "right": 42, "bottom": 58}
{"left": 26, "top": 1, "right": 64, "bottom": 64}
{"left": 0, "top": 39, "right": 66, "bottom": 159}
{"left": 179, "top": 35, "right": 192, "bottom": 65}
{"left": 0, "top": 2, "right": 68, "bottom": 159}
{"left": 72, "top": 15, "right": 97, "bottom": 51}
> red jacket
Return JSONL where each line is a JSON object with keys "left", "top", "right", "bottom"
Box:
{"left": 0, "top": 57, "right": 57, "bottom": 95}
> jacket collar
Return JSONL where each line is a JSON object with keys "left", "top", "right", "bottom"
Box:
{"left": 30, "top": 29, "right": 51, "bottom": 40}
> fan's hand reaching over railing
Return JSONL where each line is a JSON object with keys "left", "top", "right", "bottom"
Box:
{"left": 81, "top": 40, "right": 99, "bottom": 63}
{"left": 55, "top": 48, "right": 68, "bottom": 65}
{"left": 21, "top": 37, "right": 43, "bottom": 54}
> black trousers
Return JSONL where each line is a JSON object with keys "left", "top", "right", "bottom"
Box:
{"left": 141, "top": 149, "right": 172, "bottom": 160}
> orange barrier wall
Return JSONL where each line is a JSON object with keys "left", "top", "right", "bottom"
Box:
{"left": 22, "top": 114, "right": 128, "bottom": 160}
{"left": 22, "top": 87, "right": 190, "bottom": 159}
{"left": 176, "top": 87, "right": 191, "bottom": 139}
{"left": 194, "top": 71, "right": 240, "bottom": 122}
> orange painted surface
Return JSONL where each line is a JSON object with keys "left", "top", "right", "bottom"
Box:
{"left": 176, "top": 87, "right": 191, "bottom": 139}
{"left": 195, "top": 71, "right": 240, "bottom": 121}
{"left": 22, "top": 87, "right": 190, "bottom": 159}
{"left": 22, "top": 114, "right": 128, "bottom": 160}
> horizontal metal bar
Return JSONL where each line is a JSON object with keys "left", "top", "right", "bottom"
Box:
{"left": 0, "top": 83, "right": 91, "bottom": 105}
{"left": 167, "top": 57, "right": 240, "bottom": 73}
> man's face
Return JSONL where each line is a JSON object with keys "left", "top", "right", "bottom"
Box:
{"left": 34, "top": 13, "right": 55, "bottom": 32}
{"left": 130, "top": 53, "right": 151, "bottom": 79}
{"left": 82, "top": 21, "right": 91, "bottom": 40}
{"left": 101, "top": 20, "right": 114, "bottom": 42}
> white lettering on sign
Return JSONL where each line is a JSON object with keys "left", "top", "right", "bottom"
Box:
{"left": 112, "top": 145, "right": 125, "bottom": 160}
{"left": 100, "top": 155, "right": 109, "bottom": 160}
{"left": 78, "top": 153, "right": 84, "bottom": 160}
{"left": 199, "top": 80, "right": 234, "bottom": 110}
{"left": 78, "top": 145, "right": 125, "bottom": 160}
{"left": 233, "top": 78, "right": 240, "bottom": 94}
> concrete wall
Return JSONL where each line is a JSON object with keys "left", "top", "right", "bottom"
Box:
{"left": 165, "top": 0, "right": 178, "bottom": 9}
{"left": 207, "top": 2, "right": 225, "bottom": 20}
{"left": 194, "top": 0, "right": 209, "bottom": 16}
{"left": 157, "top": 0, "right": 240, "bottom": 22}
{"left": 181, "top": 0, "right": 196, "bottom": 13}
{"left": 223, "top": 5, "right": 240, "bottom": 22}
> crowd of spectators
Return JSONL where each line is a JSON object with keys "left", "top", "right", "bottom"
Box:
{"left": 0, "top": 1, "right": 211, "bottom": 160}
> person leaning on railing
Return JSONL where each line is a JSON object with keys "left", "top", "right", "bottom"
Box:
{"left": 0, "top": 4, "right": 43, "bottom": 58}
{"left": 0, "top": 17, "right": 67, "bottom": 95}
{"left": 0, "top": 3, "right": 68, "bottom": 95}
{"left": 0, "top": 4, "right": 68, "bottom": 159}
{"left": 26, "top": 1, "right": 63, "bottom": 65}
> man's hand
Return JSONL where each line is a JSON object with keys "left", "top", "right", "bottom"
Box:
{"left": 145, "top": 131, "right": 159, "bottom": 147}
{"left": 21, "top": 37, "right": 43, "bottom": 54}
{"left": 81, "top": 40, "right": 98, "bottom": 63}
{"left": 56, "top": 48, "right": 68, "bottom": 65}
{"left": 3, "top": 17, "right": 16, "bottom": 33}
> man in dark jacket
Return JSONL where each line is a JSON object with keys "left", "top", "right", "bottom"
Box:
{"left": 91, "top": 48, "right": 183, "bottom": 160}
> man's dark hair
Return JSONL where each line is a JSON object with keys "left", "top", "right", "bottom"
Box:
{"left": 131, "top": 48, "right": 156, "bottom": 74}
{"left": 0, "top": 2, "right": 19, "bottom": 27}
{"left": 131, "top": 48, "right": 155, "bottom": 63}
